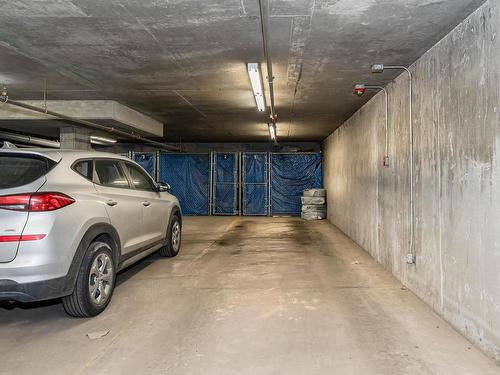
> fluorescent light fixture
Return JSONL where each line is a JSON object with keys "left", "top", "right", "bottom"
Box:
{"left": 90, "top": 135, "right": 117, "bottom": 145}
{"left": 247, "top": 63, "right": 266, "bottom": 112}
{"left": 268, "top": 122, "right": 277, "bottom": 143}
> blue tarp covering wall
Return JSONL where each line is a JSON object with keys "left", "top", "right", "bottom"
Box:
{"left": 271, "top": 153, "right": 322, "bottom": 216}
{"left": 159, "top": 154, "right": 210, "bottom": 216}
{"left": 133, "top": 152, "right": 156, "bottom": 179}
{"left": 152, "top": 151, "right": 322, "bottom": 216}
{"left": 213, "top": 153, "right": 238, "bottom": 215}
{"left": 242, "top": 153, "right": 268, "bottom": 216}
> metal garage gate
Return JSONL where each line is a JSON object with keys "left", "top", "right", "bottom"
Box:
{"left": 242, "top": 153, "right": 269, "bottom": 216}
{"left": 212, "top": 153, "right": 239, "bottom": 215}
{"left": 146, "top": 152, "right": 322, "bottom": 216}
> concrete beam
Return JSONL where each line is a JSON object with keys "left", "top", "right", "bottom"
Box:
{"left": 0, "top": 100, "right": 163, "bottom": 137}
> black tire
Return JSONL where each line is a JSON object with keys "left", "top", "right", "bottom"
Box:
{"left": 62, "top": 241, "right": 116, "bottom": 318}
{"left": 159, "top": 215, "right": 181, "bottom": 258}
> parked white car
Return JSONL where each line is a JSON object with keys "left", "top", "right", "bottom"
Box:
{"left": 0, "top": 149, "right": 182, "bottom": 317}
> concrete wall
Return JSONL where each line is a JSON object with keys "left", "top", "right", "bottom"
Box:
{"left": 323, "top": 0, "right": 500, "bottom": 362}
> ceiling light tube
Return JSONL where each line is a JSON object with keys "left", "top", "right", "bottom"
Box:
{"left": 268, "top": 122, "right": 277, "bottom": 144}
{"left": 90, "top": 135, "right": 117, "bottom": 145}
{"left": 248, "top": 63, "right": 266, "bottom": 112}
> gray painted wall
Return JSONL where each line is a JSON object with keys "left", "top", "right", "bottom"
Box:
{"left": 323, "top": 0, "right": 500, "bottom": 362}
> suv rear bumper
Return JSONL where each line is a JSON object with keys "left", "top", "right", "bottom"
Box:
{"left": 0, "top": 276, "right": 72, "bottom": 303}
{"left": 0, "top": 223, "right": 121, "bottom": 303}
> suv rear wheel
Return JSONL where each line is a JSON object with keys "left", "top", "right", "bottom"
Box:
{"left": 159, "top": 215, "right": 181, "bottom": 258}
{"left": 63, "top": 241, "right": 116, "bottom": 317}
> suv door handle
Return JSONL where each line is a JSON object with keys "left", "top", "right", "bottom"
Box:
{"left": 142, "top": 201, "right": 151, "bottom": 207}
{"left": 106, "top": 199, "right": 118, "bottom": 206}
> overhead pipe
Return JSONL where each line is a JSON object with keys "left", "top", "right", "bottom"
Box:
{"left": 258, "top": 0, "right": 278, "bottom": 142}
{"left": 0, "top": 131, "right": 123, "bottom": 148}
{"left": 0, "top": 130, "right": 60, "bottom": 148}
{"left": 0, "top": 93, "right": 180, "bottom": 152}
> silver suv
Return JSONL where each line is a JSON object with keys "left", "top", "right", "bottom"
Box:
{"left": 0, "top": 149, "right": 182, "bottom": 317}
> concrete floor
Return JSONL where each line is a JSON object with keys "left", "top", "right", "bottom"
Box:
{"left": 0, "top": 217, "right": 498, "bottom": 375}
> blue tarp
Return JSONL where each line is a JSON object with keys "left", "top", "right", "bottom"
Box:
{"left": 242, "top": 153, "right": 268, "bottom": 216}
{"left": 159, "top": 154, "right": 210, "bottom": 216}
{"left": 133, "top": 152, "right": 156, "bottom": 179}
{"left": 271, "top": 153, "right": 322, "bottom": 216}
{"left": 214, "top": 153, "right": 238, "bottom": 215}
{"left": 154, "top": 152, "right": 321, "bottom": 217}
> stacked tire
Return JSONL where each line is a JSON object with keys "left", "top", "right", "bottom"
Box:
{"left": 301, "top": 189, "right": 327, "bottom": 221}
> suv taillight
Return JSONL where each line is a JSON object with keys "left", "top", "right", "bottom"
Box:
{"left": 0, "top": 192, "right": 75, "bottom": 212}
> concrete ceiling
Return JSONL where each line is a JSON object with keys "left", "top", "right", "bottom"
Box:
{"left": 0, "top": 0, "right": 486, "bottom": 142}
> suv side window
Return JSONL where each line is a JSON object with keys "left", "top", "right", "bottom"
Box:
{"left": 73, "top": 160, "right": 93, "bottom": 181}
{"left": 95, "top": 159, "right": 130, "bottom": 188}
{"left": 125, "top": 162, "right": 157, "bottom": 191}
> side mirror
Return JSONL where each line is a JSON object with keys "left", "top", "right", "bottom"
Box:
{"left": 157, "top": 182, "right": 171, "bottom": 192}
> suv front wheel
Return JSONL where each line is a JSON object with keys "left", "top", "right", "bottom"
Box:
{"left": 63, "top": 241, "right": 116, "bottom": 318}
{"left": 159, "top": 215, "right": 181, "bottom": 258}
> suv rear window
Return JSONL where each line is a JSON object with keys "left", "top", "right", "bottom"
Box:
{"left": 0, "top": 154, "right": 56, "bottom": 189}
{"left": 73, "top": 160, "right": 93, "bottom": 181}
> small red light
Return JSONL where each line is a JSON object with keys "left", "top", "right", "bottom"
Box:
{"left": 353, "top": 84, "right": 366, "bottom": 97}
{"left": 20, "top": 234, "right": 47, "bottom": 241}
{"left": 0, "top": 235, "right": 21, "bottom": 242}
{"left": 353, "top": 88, "right": 365, "bottom": 97}
{"left": 0, "top": 234, "right": 46, "bottom": 242}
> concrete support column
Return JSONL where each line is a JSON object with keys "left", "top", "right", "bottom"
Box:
{"left": 60, "top": 127, "right": 91, "bottom": 150}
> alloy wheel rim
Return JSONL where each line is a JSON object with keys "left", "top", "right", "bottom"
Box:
{"left": 88, "top": 252, "right": 114, "bottom": 306}
{"left": 172, "top": 222, "right": 180, "bottom": 252}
